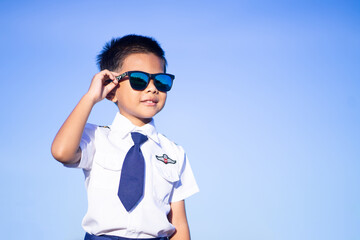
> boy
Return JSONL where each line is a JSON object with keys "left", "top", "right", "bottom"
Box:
{"left": 51, "top": 35, "right": 199, "bottom": 240}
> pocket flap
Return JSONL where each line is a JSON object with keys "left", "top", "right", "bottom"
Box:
{"left": 94, "top": 153, "right": 125, "bottom": 171}
{"left": 154, "top": 156, "right": 180, "bottom": 183}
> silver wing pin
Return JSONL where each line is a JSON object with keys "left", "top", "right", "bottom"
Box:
{"left": 156, "top": 154, "right": 176, "bottom": 164}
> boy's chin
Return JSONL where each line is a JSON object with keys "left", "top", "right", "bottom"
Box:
{"left": 118, "top": 107, "right": 163, "bottom": 125}
{"left": 137, "top": 108, "right": 162, "bottom": 119}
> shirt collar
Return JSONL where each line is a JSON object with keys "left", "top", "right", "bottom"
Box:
{"left": 110, "top": 112, "right": 160, "bottom": 144}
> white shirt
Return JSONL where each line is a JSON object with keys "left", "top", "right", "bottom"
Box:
{"left": 67, "top": 113, "right": 199, "bottom": 238}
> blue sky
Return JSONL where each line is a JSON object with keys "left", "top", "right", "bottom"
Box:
{"left": 0, "top": 0, "right": 359, "bottom": 239}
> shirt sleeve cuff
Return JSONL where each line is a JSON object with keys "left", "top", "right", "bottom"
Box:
{"left": 170, "top": 185, "right": 200, "bottom": 203}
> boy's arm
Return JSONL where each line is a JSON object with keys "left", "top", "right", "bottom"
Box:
{"left": 168, "top": 200, "right": 191, "bottom": 240}
{"left": 51, "top": 70, "right": 119, "bottom": 164}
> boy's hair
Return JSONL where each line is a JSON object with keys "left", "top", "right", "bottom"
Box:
{"left": 97, "top": 34, "right": 167, "bottom": 72}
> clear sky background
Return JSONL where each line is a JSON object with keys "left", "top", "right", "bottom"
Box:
{"left": 0, "top": 0, "right": 359, "bottom": 239}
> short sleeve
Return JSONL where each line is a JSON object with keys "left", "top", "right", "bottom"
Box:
{"left": 63, "top": 123, "right": 97, "bottom": 170}
{"left": 170, "top": 148, "right": 199, "bottom": 202}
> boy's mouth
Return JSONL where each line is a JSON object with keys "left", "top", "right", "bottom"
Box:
{"left": 141, "top": 98, "right": 158, "bottom": 105}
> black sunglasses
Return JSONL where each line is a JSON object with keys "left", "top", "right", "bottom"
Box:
{"left": 114, "top": 71, "right": 175, "bottom": 92}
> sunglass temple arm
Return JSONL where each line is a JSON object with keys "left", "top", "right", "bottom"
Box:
{"left": 105, "top": 72, "right": 127, "bottom": 84}
{"left": 115, "top": 72, "right": 128, "bottom": 81}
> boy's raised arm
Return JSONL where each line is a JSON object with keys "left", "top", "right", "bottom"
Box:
{"left": 51, "top": 70, "right": 119, "bottom": 164}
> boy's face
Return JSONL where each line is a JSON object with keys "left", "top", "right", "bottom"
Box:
{"left": 111, "top": 53, "right": 167, "bottom": 126}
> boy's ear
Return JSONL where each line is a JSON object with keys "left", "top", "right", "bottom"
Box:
{"left": 105, "top": 86, "right": 118, "bottom": 103}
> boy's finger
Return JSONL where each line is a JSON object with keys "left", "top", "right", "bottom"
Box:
{"left": 104, "top": 80, "right": 118, "bottom": 92}
{"left": 99, "top": 70, "right": 118, "bottom": 85}
{"left": 103, "top": 77, "right": 119, "bottom": 86}
{"left": 111, "top": 71, "right": 121, "bottom": 76}
{"left": 100, "top": 69, "right": 117, "bottom": 82}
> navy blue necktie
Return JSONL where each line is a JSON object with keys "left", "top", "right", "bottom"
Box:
{"left": 118, "top": 132, "right": 148, "bottom": 212}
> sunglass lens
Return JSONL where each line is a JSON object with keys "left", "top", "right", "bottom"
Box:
{"left": 154, "top": 75, "right": 173, "bottom": 92}
{"left": 129, "top": 72, "right": 149, "bottom": 90}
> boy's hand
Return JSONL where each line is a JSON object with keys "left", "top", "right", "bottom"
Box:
{"left": 52, "top": 69, "right": 120, "bottom": 164}
{"left": 86, "top": 70, "right": 119, "bottom": 104}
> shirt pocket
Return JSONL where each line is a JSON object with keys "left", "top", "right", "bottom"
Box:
{"left": 90, "top": 153, "right": 124, "bottom": 190}
{"left": 152, "top": 157, "right": 180, "bottom": 203}
{"left": 95, "top": 152, "right": 126, "bottom": 171}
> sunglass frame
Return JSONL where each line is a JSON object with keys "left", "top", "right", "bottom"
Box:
{"left": 115, "top": 71, "right": 175, "bottom": 92}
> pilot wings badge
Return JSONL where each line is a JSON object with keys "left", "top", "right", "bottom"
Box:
{"left": 156, "top": 154, "right": 176, "bottom": 164}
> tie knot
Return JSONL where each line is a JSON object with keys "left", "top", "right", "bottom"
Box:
{"left": 131, "top": 132, "right": 148, "bottom": 146}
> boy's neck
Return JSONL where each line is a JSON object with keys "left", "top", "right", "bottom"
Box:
{"left": 119, "top": 111, "right": 152, "bottom": 127}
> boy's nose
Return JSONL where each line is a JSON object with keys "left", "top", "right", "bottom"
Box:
{"left": 145, "top": 79, "right": 158, "bottom": 93}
